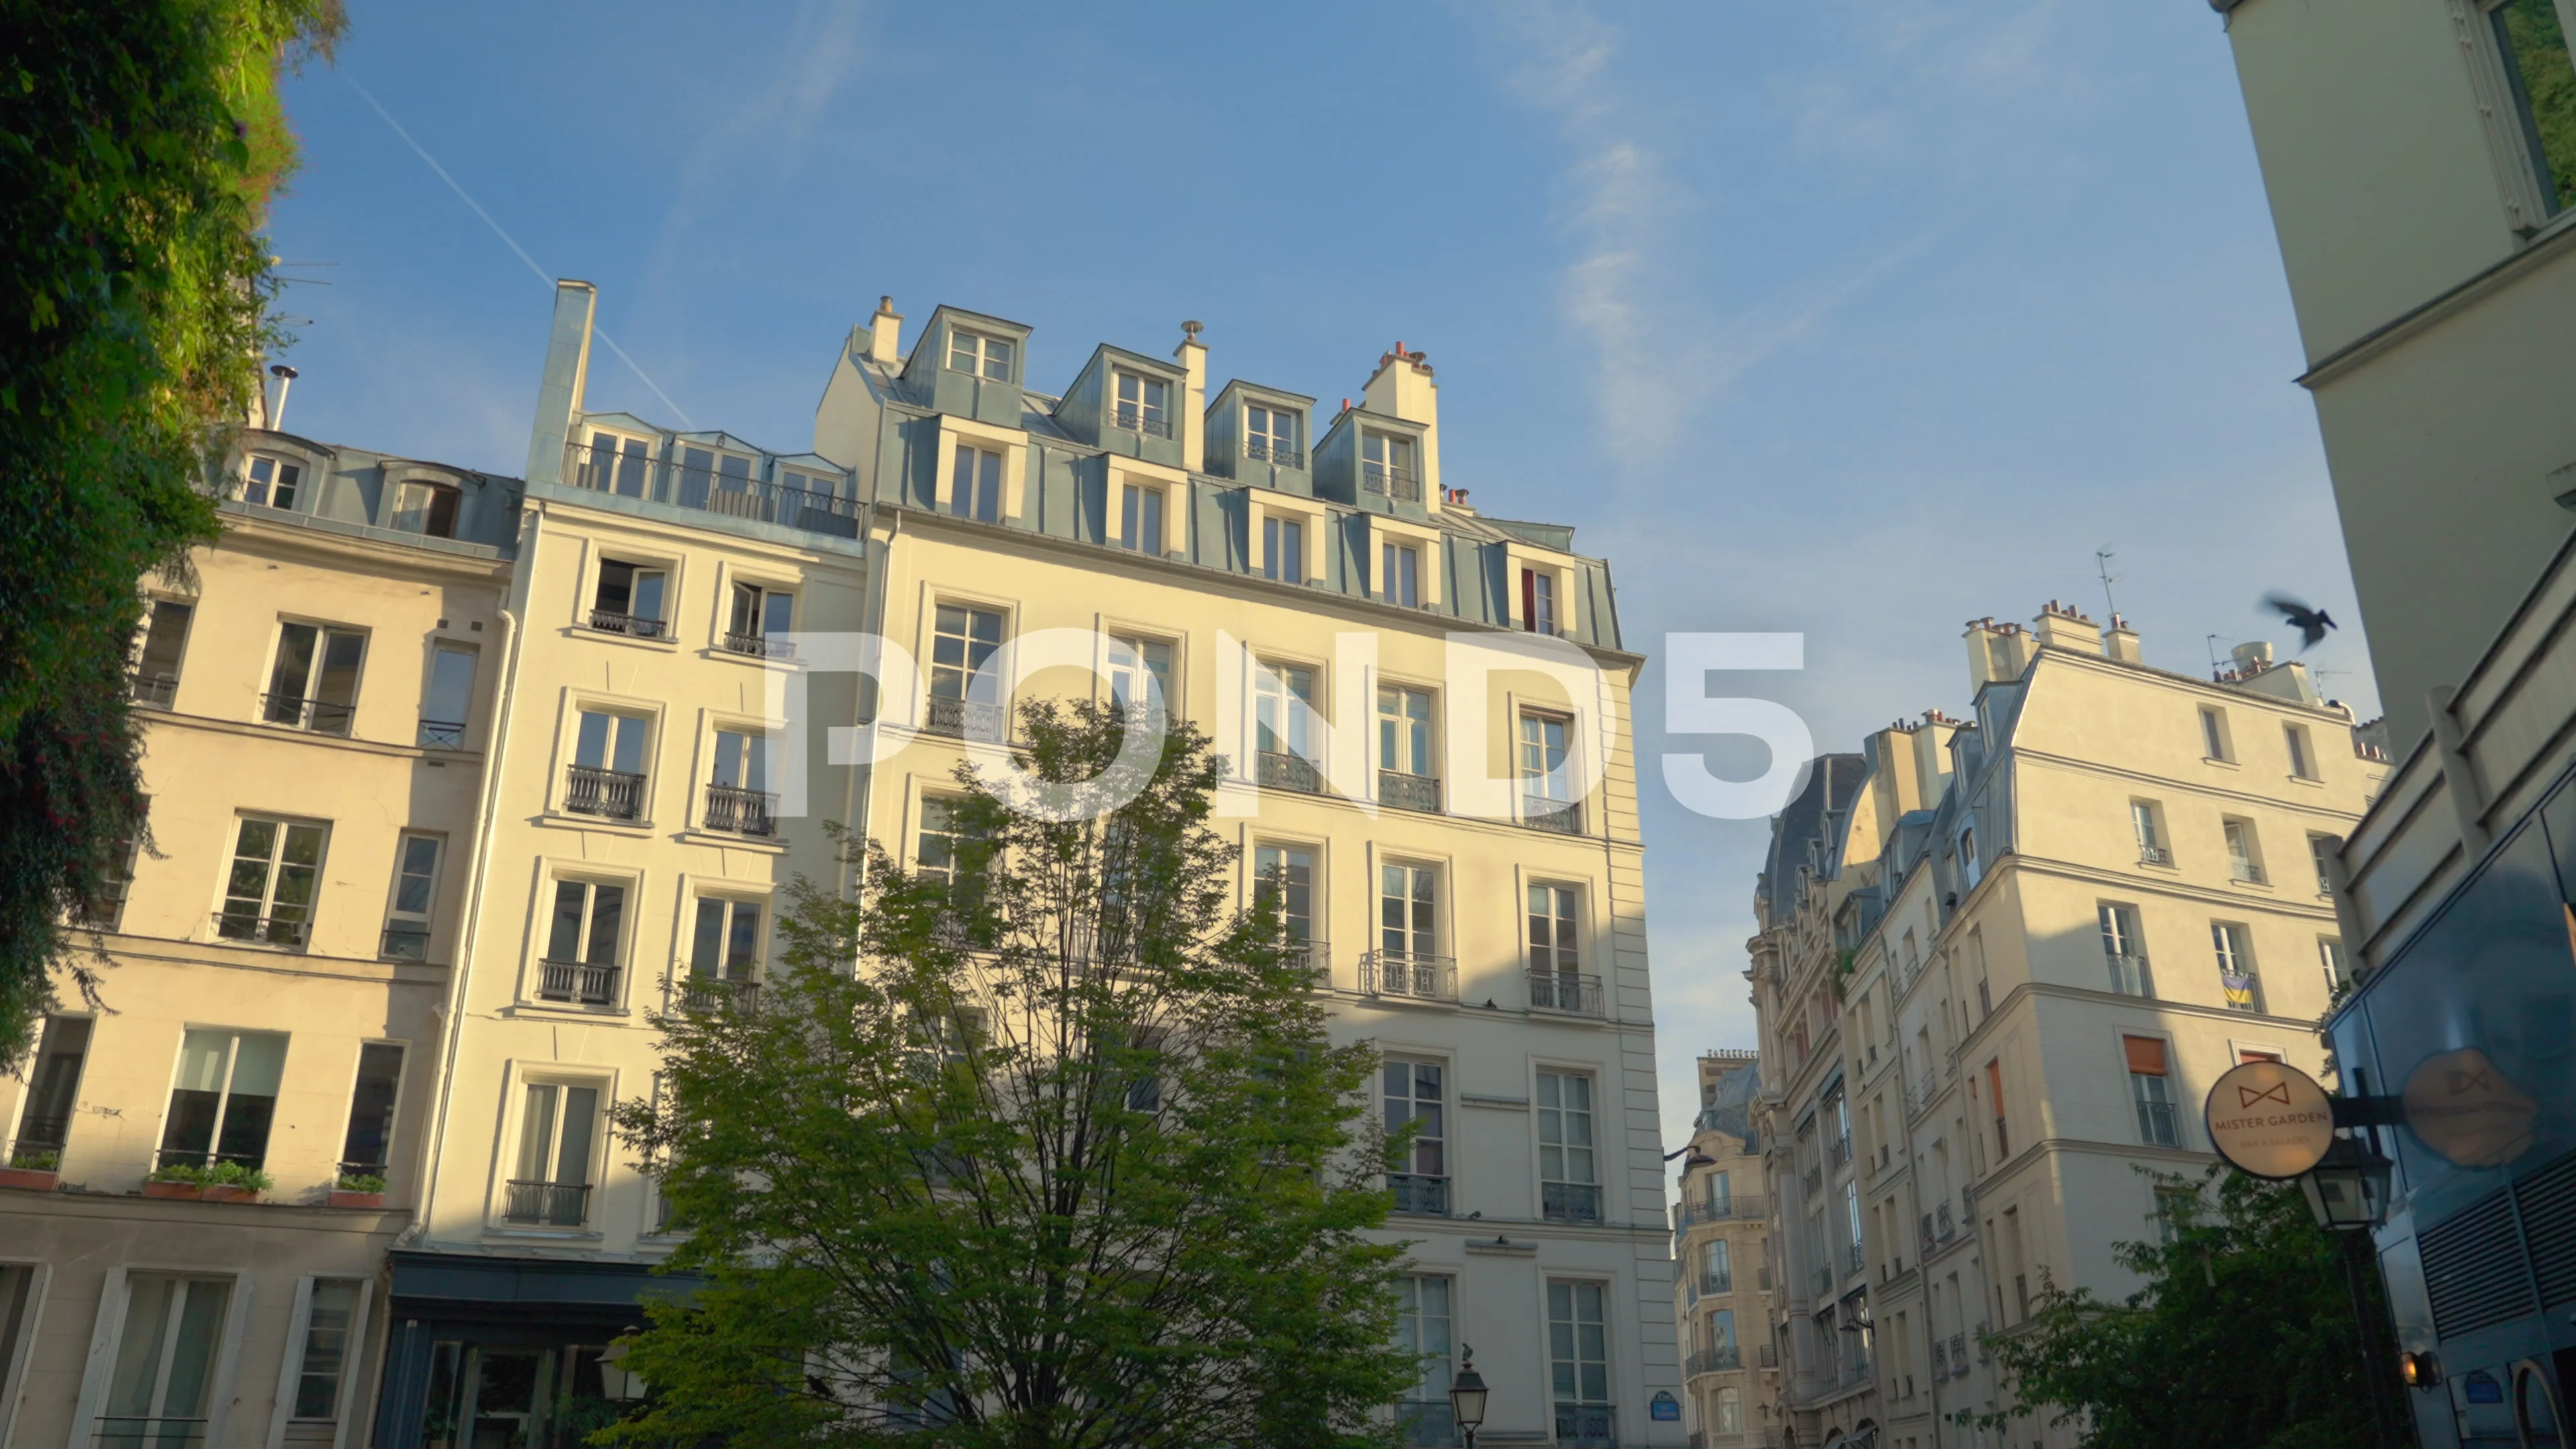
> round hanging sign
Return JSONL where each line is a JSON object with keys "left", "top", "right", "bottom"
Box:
{"left": 2203, "top": 1059, "right": 2336, "bottom": 1179}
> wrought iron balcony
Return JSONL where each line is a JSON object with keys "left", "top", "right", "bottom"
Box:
{"left": 503, "top": 1178, "right": 592, "bottom": 1226}
{"left": 260, "top": 693, "right": 354, "bottom": 737}
{"left": 1920, "top": 1213, "right": 1936, "bottom": 1256}
{"left": 11, "top": 1115, "right": 70, "bottom": 1167}
{"left": 1699, "top": 1271, "right": 1731, "bottom": 1296}
{"left": 681, "top": 976, "right": 761, "bottom": 1013}
{"left": 1362, "top": 463, "right": 1422, "bottom": 502}
{"left": 1522, "top": 794, "right": 1582, "bottom": 835}
{"left": 2137, "top": 843, "right": 2171, "bottom": 866}
{"left": 1951, "top": 1331, "right": 1970, "bottom": 1372}
{"left": 2105, "top": 952, "right": 2150, "bottom": 996}
{"left": 1931, "top": 1338, "right": 1949, "bottom": 1377}
{"left": 1828, "top": 1133, "right": 1852, "bottom": 1167}
{"left": 2229, "top": 859, "right": 2266, "bottom": 885}
{"left": 1542, "top": 1181, "right": 1602, "bottom": 1224}
{"left": 1847, "top": 1241, "right": 1866, "bottom": 1274}
{"left": 131, "top": 672, "right": 178, "bottom": 709}
{"left": 94, "top": 1415, "right": 208, "bottom": 1447}
{"left": 214, "top": 911, "right": 310, "bottom": 949}
{"left": 381, "top": 925, "right": 430, "bottom": 961}
{"left": 1387, "top": 1173, "right": 1449, "bottom": 1216}
{"left": 923, "top": 695, "right": 1005, "bottom": 741}
{"left": 156, "top": 1145, "right": 266, "bottom": 1173}
{"left": 1527, "top": 969, "right": 1605, "bottom": 1016}
{"left": 1378, "top": 769, "right": 1442, "bottom": 813}
{"left": 1360, "top": 950, "right": 1457, "bottom": 1002}
{"left": 1257, "top": 749, "right": 1325, "bottom": 794}
{"left": 563, "top": 441, "right": 862, "bottom": 539}
{"left": 417, "top": 718, "right": 467, "bottom": 749}
{"left": 537, "top": 958, "right": 620, "bottom": 1006}
{"left": 2136, "top": 1097, "right": 2180, "bottom": 1147}
{"left": 1936, "top": 1203, "right": 1954, "bottom": 1240}
{"left": 1552, "top": 1403, "right": 1614, "bottom": 1448}
{"left": 565, "top": 765, "right": 645, "bottom": 820}
{"left": 586, "top": 608, "right": 667, "bottom": 639}
{"left": 720, "top": 630, "right": 797, "bottom": 660}
{"left": 1686, "top": 1346, "right": 1743, "bottom": 1377}
{"left": 703, "top": 783, "right": 778, "bottom": 837}
{"left": 1801, "top": 1165, "right": 1823, "bottom": 1200}
{"left": 1244, "top": 438, "right": 1305, "bottom": 470}
{"left": 1672, "top": 1193, "right": 1767, "bottom": 1227}
{"left": 1109, "top": 404, "right": 1174, "bottom": 439}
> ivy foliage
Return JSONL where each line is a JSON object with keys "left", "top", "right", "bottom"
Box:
{"left": 1962, "top": 1165, "right": 2410, "bottom": 1449}
{"left": 609, "top": 702, "right": 1419, "bottom": 1449}
{"left": 0, "top": 0, "right": 341, "bottom": 1063}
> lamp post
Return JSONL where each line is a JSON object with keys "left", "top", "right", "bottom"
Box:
{"left": 1450, "top": 1344, "right": 1488, "bottom": 1449}
{"left": 2298, "top": 1135, "right": 2402, "bottom": 1449}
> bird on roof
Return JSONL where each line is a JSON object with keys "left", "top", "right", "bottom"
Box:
{"left": 2262, "top": 593, "right": 2337, "bottom": 651}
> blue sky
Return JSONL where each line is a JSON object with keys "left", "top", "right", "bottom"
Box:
{"left": 266, "top": 0, "right": 2377, "bottom": 1152}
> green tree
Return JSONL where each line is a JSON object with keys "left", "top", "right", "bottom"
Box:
{"left": 1962, "top": 1165, "right": 2408, "bottom": 1449}
{"left": 609, "top": 701, "right": 1417, "bottom": 1449}
{"left": 0, "top": 0, "right": 342, "bottom": 1063}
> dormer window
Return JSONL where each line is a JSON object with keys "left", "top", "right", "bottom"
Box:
{"left": 1362, "top": 432, "right": 1418, "bottom": 502}
{"left": 1247, "top": 404, "right": 1301, "bottom": 467}
{"left": 241, "top": 455, "right": 303, "bottom": 509}
{"left": 948, "top": 329, "right": 1014, "bottom": 381}
{"left": 1112, "top": 372, "right": 1171, "bottom": 439}
{"left": 390, "top": 480, "right": 461, "bottom": 539}
{"left": 1521, "top": 568, "right": 1558, "bottom": 635}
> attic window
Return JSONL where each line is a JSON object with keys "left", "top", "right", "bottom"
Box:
{"left": 947, "top": 329, "right": 1014, "bottom": 382}
{"left": 1112, "top": 372, "right": 1171, "bottom": 439}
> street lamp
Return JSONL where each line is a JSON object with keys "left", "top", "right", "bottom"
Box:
{"left": 1449, "top": 1344, "right": 1488, "bottom": 1449}
{"left": 2298, "top": 1134, "right": 2402, "bottom": 1449}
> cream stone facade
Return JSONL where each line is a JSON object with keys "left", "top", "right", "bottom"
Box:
{"left": 1750, "top": 605, "right": 2386, "bottom": 1449}
{"left": 1670, "top": 1051, "right": 1776, "bottom": 1449}
{"left": 0, "top": 436, "right": 515, "bottom": 1449}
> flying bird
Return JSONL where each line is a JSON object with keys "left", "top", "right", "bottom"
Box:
{"left": 2262, "top": 593, "right": 2337, "bottom": 651}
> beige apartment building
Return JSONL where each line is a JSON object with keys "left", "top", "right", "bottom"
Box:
{"left": 1670, "top": 1050, "right": 1778, "bottom": 1449}
{"left": 0, "top": 436, "right": 516, "bottom": 1449}
{"left": 350, "top": 282, "right": 1686, "bottom": 1448}
{"left": 1750, "top": 604, "right": 2386, "bottom": 1449}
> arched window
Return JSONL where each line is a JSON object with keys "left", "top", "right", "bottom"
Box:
{"left": 1715, "top": 1386, "right": 1741, "bottom": 1433}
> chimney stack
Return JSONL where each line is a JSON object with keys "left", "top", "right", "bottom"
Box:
{"left": 869, "top": 296, "right": 904, "bottom": 364}
{"left": 1361, "top": 341, "right": 1442, "bottom": 510}
{"left": 1173, "top": 320, "right": 1208, "bottom": 472}
{"left": 2102, "top": 612, "right": 2143, "bottom": 664}
{"left": 2031, "top": 600, "right": 2098, "bottom": 653}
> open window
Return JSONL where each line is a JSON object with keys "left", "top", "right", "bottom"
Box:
{"left": 589, "top": 560, "right": 668, "bottom": 639}
{"left": 158, "top": 1029, "right": 288, "bottom": 1173}
{"left": 130, "top": 600, "right": 193, "bottom": 710}
{"left": 264, "top": 623, "right": 366, "bottom": 736}
{"left": 390, "top": 480, "right": 461, "bottom": 539}
{"left": 505, "top": 1081, "right": 602, "bottom": 1227}
{"left": 216, "top": 816, "right": 326, "bottom": 948}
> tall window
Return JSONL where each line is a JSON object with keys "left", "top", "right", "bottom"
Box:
{"left": 1845, "top": 1181, "right": 1864, "bottom": 1271}
{"left": 418, "top": 644, "right": 476, "bottom": 748}
{"left": 217, "top": 816, "right": 326, "bottom": 947}
{"left": 1380, "top": 863, "right": 1438, "bottom": 961}
{"left": 2320, "top": 936, "right": 2351, "bottom": 992}
{"left": 1521, "top": 712, "right": 1578, "bottom": 831}
{"left": 1987, "top": 1058, "right": 2008, "bottom": 1158}
{"left": 2132, "top": 800, "right": 2167, "bottom": 864}
{"left": 2198, "top": 706, "right": 2232, "bottom": 762}
{"left": 12, "top": 1015, "right": 91, "bottom": 1168}
{"left": 947, "top": 329, "right": 1014, "bottom": 380}
{"left": 78, "top": 800, "right": 144, "bottom": 930}
{"left": 541, "top": 879, "right": 626, "bottom": 1005}
{"left": 581, "top": 431, "right": 652, "bottom": 496}
{"left": 727, "top": 583, "right": 794, "bottom": 656}
{"left": 1395, "top": 1276, "right": 1454, "bottom": 1417}
{"left": 928, "top": 604, "right": 1005, "bottom": 733}
{"left": 916, "top": 798, "right": 965, "bottom": 887}
{"left": 103, "top": 1274, "right": 234, "bottom": 1443}
{"left": 1545, "top": 1281, "right": 1611, "bottom": 1425}
{"left": 711, "top": 728, "right": 770, "bottom": 800}
{"left": 131, "top": 599, "right": 193, "bottom": 708}
{"left": 338, "top": 1042, "right": 405, "bottom": 1179}
{"left": 1703, "top": 1170, "right": 1731, "bottom": 1214}
{"left": 1378, "top": 686, "right": 1433, "bottom": 779}
{"left": 1118, "top": 482, "right": 1165, "bottom": 553}
{"left": 288, "top": 1279, "right": 364, "bottom": 1430}
{"left": 1362, "top": 431, "right": 1415, "bottom": 496}
{"left": 2284, "top": 722, "right": 2316, "bottom": 780}
{"left": 691, "top": 898, "right": 763, "bottom": 983}
{"left": 1521, "top": 568, "right": 1558, "bottom": 634}
{"left": 1379, "top": 540, "right": 1421, "bottom": 608}
{"left": 241, "top": 453, "right": 301, "bottom": 507}
{"left": 1261, "top": 514, "right": 1305, "bottom": 582}
{"left": 1715, "top": 1385, "right": 1743, "bottom": 1434}
{"left": 1252, "top": 843, "right": 1314, "bottom": 945}
{"left": 264, "top": 623, "right": 366, "bottom": 735}
{"left": 950, "top": 445, "right": 1002, "bottom": 523}
{"left": 1254, "top": 662, "right": 1319, "bottom": 759}
{"left": 509, "top": 1081, "right": 600, "bottom": 1226}
{"left": 2309, "top": 835, "right": 2338, "bottom": 896}
{"left": 1384, "top": 1059, "right": 1446, "bottom": 1214}
{"left": 1702, "top": 1238, "right": 1732, "bottom": 1293}
{"left": 2223, "top": 819, "right": 2265, "bottom": 883}
{"left": 381, "top": 833, "right": 441, "bottom": 961}
{"left": 160, "top": 1028, "right": 288, "bottom": 1171}
{"left": 1108, "top": 635, "right": 1173, "bottom": 716}
{"left": 2490, "top": 0, "right": 2576, "bottom": 215}
{"left": 2213, "top": 922, "right": 2261, "bottom": 1012}
{"left": 2098, "top": 902, "right": 2148, "bottom": 996}
{"left": 569, "top": 709, "right": 651, "bottom": 820}
{"left": 1112, "top": 372, "right": 1169, "bottom": 435}
{"left": 2125, "top": 1036, "right": 2178, "bottom": 1146}
{"left": 590, "top": 560, "right": 667, "bottom": 637}
{"left": 390, "top": 480, "right": 461, "bottom": 537}
{"left": 1705, "top": 1308, "right": 1737, "bottom": 1360}
{"left": 1537, "top": 1071, "right": 1599, "bottom": 1223}
{"left": 1528, "top": 885, "right": 1584, "bottom": 1010}
{"left": 1246, "top": 403, "right": 1299, "bottom": 465}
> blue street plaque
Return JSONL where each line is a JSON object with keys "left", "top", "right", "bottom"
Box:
{"left": 1650, "top": 1391, "right": 1681, "bottom": 1421}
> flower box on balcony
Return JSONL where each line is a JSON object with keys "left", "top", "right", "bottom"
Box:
{"left": 144, "top": 1180, "right": 258, "bottom": 1203}
{"left": 0, "top": 1167, "right": 58, "bottom": 1191}
{"left": 327, "top": 1189, "right": 385, "bottom": 1210}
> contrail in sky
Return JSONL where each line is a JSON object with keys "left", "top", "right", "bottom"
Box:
{"left": 342, "top": 73, "right": 696, "bottom": 428}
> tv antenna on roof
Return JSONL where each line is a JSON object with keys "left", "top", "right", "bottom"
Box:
{"left": 2206, "top": 633, "right": 2237, "bottom": 677}
{"left": 2095, "top": 546, "right": 2121, "bottom": 623}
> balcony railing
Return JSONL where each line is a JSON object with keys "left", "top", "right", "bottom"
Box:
{"left": 2105, "top": 952, "right": 2150, "bottom": 996}
{"left": 2136, "top": 1097, "right": 2180, "bottom": 1147}
{"left": 537, "top": 959, "right": 620, "bottom": 1006}
{"left": 156, "top": 1145, "right": 266, "bottom": 1173}
{"left": 1686, "top": 1346, "right": 1743, "bottom": 1377}
{"left": 2229, "top": 859, "right": 2267, "bottom": 885}
{"left": 1395, "top": 1401, "right": 1458, "bottom": 1448}
{"left": 720, "top": 631, "right": 796, "bottom": 660}
{"left": 260, "top": 693, "right": 354, "bottom": 737}
{"left": 1801, "top": 1166, "right": 1823, "bottom": 1200}
{"left": 1952, "top": 1330, "right": 1971, "bottom": 1371}
{"left": 2138, "top": 843, "right": 2171, "bottom": 866}
{"left": 586, "top": 608, "right": 667, "bottom": 639}
{"left": 1847, "top": 1241, "right": 1866, "bottom": 1274}
{"left": 564, "top": 441, "right": 863, "bottom": 539}
{"left": 1360, "top": 950, "right": 1457, "bottom": 1002}
{"left": 11, "top": 1115, "right": 70, "bottom": 1167}
{"left": 1936, "top": 1203, "right": 1954, "bottom": 1240}
{"left": 214, "top": 911, "right": 310, "bottom": 949}
{"left": 681, "top": 976, "right": 761, "bottom": 1013}
{"left": 565, "top": 765, "right": 645, "bottom": 820}
{"left": 1552, "top": 1403, "right": 1614, "bottom": 1448}
{"left": 1527, "top": 969, "right": 1606, "bottom": 1016}
{"left": 924, "top": 695, "right": 1006, "bottom": 741}
{"left": 1387, "top": 1173, "right": 1450, "bottom": 1216}
{"left": 1379, "top": 769, "right": 1442, "bottom": 814}
{"left": 94, "top": 1415, "right": 208, "bottom": 1448}
{"left": 1920, "top": 1212, "right": 1937, "bottom": 1256}
{"left": 1672, "top": 1193, "right": 1767, "bottom": 1227}
{"left": 1362, "top": 463, "right": 1422, "bottom": 503}
{"left": 1699, "top": 1271, "right": 1731, "bottom": 1295}
{"left": 1521, "top": 794, "right": 1583, "bottom": 835}
{"left": 1931, "top": 1339, "right": 1949, "bottom": 1377}
{"left": 381, "top": 925, "right": 430, "bottom": 961}
{"left": 131, "top": 673, "right": 178, "bottom": 710}
{"left": 1257, "top": 749, "right": 1325, "bottom": 794}
{"left": 503, "top": 1178, "right": 592, "bottom": 1226}
{"left": 1109, "top": 404, "right": 1174, "bottom": 439}
{"left": 1244, "top": 439, "right": 1305, "bottom": 470}
{"left": 702, "top": 783, "right": 778, "bottom": 837}
{"left": 1542, "top": 1181, "right": 1602, "bottom": 1224}
{"left": 417, "top": 718, "right": 467, "bottom": 749}
{"left": 1828, "top": 1133, "right": 1852, "bottom": 1167}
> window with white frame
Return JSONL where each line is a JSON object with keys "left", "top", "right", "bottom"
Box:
{"left": 1537, "top": 1071, "right": 1600, "bottom": 1223}
{"left": 928, "top": 603, "right": 1006, "bottom": 738}
{"left": 2199, "top": 706, "right": 2233, "bottom": 763}
{"left": 2487, "top": 0, "right": 2576, "bottom": 218}
{"left": 0, "top": 1261, "right": 36, "bottom": 1429}
{"left": 2131, "top": 800, "right": 2168, "bottom": 865}
{"left": 131, "top": 598, "right": 193, "bottom": 708}
{"left": 337, "top": 1042, "right": 404, "bottom": 1180}
{"left": 1379, "top": 863, "right": 1439, "bottom": 964}
{"left": 381, "top": 833, "right": 441, "bottom": 961}
{"left": 1112, "top": 372, "right": 1169, "bottom": 437}
{"left": 159, "top": 1028, "right": 288, "bottom": 1172}
{"left": 1702, "top": 1238, "right": 1732, "bottom": 1293}
{"left": 2284, "top": 722, "right": 2317, "bottom": 780}
{"left": 706, "top": 728, "right": 773, "bottom": 836}
{"left": 1118, "top": 481, "right": 1165, "bottom": 553}
{"left": 2098, "top": 902, "right": 2149, "bottom": 996}
{"left": 577, "top": 429, "right": 652, "bottom": 496}
{"left": 1377, "top": 685, "right": 1434, "bottom": 796}
{"left": 1252, "top": 843, "right": 1315, "bottom": 950}
{"left": 2213, "top": 922, "right": 2261, "bottom": 1012}
{"left": 241, "top": 453, "right": 302, "bottom": 508}
{"left": 11, "top": 1015, "right": 89, "bottom": 1169}
{"left": 726, "top": 582, "right": 794, "bottom": 657}
{"left": 1246, "top": 402, "right": 1299, "bottom": 466}
{"left": 1383, "top": 1058, "right": 1446, "bottom": 1214}
{"left": 285, "top": 1278, "right": 364, "bottom": 1438}
{"left": 2125, "top": 1035, "right": 2179, "bottom": 1146}
{"left": 1521, "top": 568, "right": 1558, "bottom": 635}
{"left": 101, "top": 1273, "right": 235, "bottom": 1443}
{"left": 950, "top": 444, "right": 1002, "bottom": 523}
{"left": 1545, "top": 1280, "right": 1611, "bottom": 1417}
{"left": 1107, "top": 634, "right": 1173, "bottom": 717}
{"left": 1528, "top": 885, "right": 1588, "bottom": 1013}
{"left": 1361, "top": 431, "right": 1416, "bottom": 498}
{"left": 690, "top": 896, "right": 764, "bottom": 985}
{"left": 1254, "top": 661, "right": 1319, "bottom": 761}
{"left": 263, "top": 622, "right": 366, "bottom": 735}
{"left": 568, "top": 708, "right": 652, "bottom": 820}
{"left": 2308, "top": 834, "right": 2337, "bottom": 896}
{"left": 916, "top": 796, "right": 967, "bottom": 888}
{"left": 506, "top": 1080, "right": 602, "bottom": 1226}
{"left": 1396, "top": 1275, "right": 1454, "bottom": 1421}
{"left": 1379, "top": 539, "right": 1421, "bottom": 608}
{"left": 1715, "top": 1385, "right": 1743, "bottom": 1434}
{"left": 539, "top": 878, "right": 627, "bottom": 1006}
{"left": 590, "top": 559, "right": 668, "bottom": 638}
{"left": 1519, "top": 712, "right": 1578, "bottom": 830}
{"left": 2222, "top": 818, "right": 2265, "bottom": 884}
{"left": 947, "top": 329, "right": 1014, "bottom": 380}
{"left": 217, "top": 816, "right": 326, "bottom": 947}
{"left": 389, "top": 480, "right": 460, "bottom": 538}
{"left": 2318, "top": 936, "right": 2351, "bottom": 994}
{"left": 419, "top": 643, "right": 475, "bottom": 748}
{"left": 1261, "top": 513, "right": 1305, "bottom": 583}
